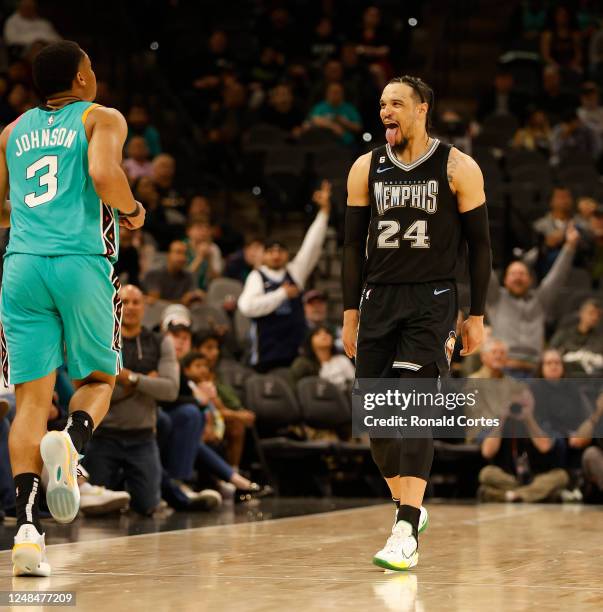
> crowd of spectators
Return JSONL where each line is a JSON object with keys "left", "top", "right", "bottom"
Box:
{"left": 0, "top": 0, "right": 601, "bottom": 515}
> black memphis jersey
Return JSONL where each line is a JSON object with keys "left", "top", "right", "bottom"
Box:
{"left": 364, "top": 139, "right": 462, "bottom": 284}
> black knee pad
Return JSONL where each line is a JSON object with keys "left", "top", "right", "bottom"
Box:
{"left": 370, "top": 437, "right": 402, "bottom": 478}
{"left": 398, "top": 362, "right": 436, "bottom": 480}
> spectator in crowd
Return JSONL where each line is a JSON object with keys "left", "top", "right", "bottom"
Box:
{"left": 151, "top": 153, "right": 185, "bottom": 213}
{"left": 577, "top": 81, "right": 603, "bottom": 137}
{"left": 486, "top": 225, "right": 579, "bottom": 376}
{"left": 127, "top": 104, "right": 162, "bottom": 157}
{"left": 188, "top": 194, "right": 212, "bottom": 220}
{"left": 159, "top": 320, "right": 222, "bottom": 510}
{"left": 478, "top": 384, "right": 569, "bottom": 503}
{"left": 306, "top": 82, "right": 362, "bottom": 145}
{"left": 511, "top": 107, "right": 552, "bottom": 155}
{"left": 224, "top": 237, "right": 264, "bottom": 283}
{"left": 132, "top": 175, "right": 179, "bottom": 251}
{"left": 589, "top": 21, "right": 603, "bottom": 83}
{"left": 509, "top": 0, "right": 548, "bottom": 41}
{"left": 288, "top": 326, "right": 354, "bottom": 392}
{"left": 532, "top": 349, "right": 594, "bottom": 482}
{"left": 181, "top": 353, "right": 271, "bottom": 501}
{"left": 3, "top": 0, "right": 60, "bottom": 49}
{"left": 550, "top": 108, "right": 599, "bottom": 165}
{"left": 533, "top": 186, "right": 574, "bottom": 276}
{"left": 584, "top": 205, "right": 603, "bottom": 286}
{"left": 82, "top": 285, "right": 179, "bottom": 516}
{"left": 354, "top": 5, "right": 392, "bottom": 65}
{"left": 0, "top": 83, "right": 33, "bottom": 126}
{"left": 476, "top": 68, "right": 526, "bottom": 123}
{"left": 114, "top": 228, "right": 141, "bottom": 287}
{"left": 183, "top": 347, "right": 254, "bottom": 470}
{"left": 310, "top": 59, "right": 344, "bottom": 104}
{"left": 247, "top": 46, "right": 286, "bottom": 93}
{"left": 185, "top": 219, "right": 223, "bottom": 291}
{"left": 574, "top": 195, "right": 598, "bottom": 233}
{"left": 259, "top": 83, "right": 305, "bottom": 138}
{"left": 123, "top": 136, "right": 153, "bottom": 182}
{"left": 465, "top": 338, "right": 525, "bottom": 443}
{"left": 308, "top": 16, "right": 339, "bottom": 67}
{"left": 536, "top": 64, "right": 579, "bottom": 124}
{"left": 540, "top": 4, "right": 582, "bottom": 72}
{"left": 143, "top": 240, "right": 204, "bottom": 305}
{"left": 238, "top": 182, "right": 331, "bottom": 371}
{"left": 550, "top": 298, "right": 603, "bottom": 375}
{"left": 303, "top": 289, "right": 343, "bottom": 352}
{"left": 192, "top": 29, "right": 233, "bottom": 95}
{"left": 258, "top": 6, "right": 301, "bottom": 61}
{"left": 195, "top": 333, "right": 257, "bottom": 467}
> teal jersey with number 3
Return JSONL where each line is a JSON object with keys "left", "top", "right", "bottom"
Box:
{"left": 5, "top": 101, "right": 119, "bottom": 262}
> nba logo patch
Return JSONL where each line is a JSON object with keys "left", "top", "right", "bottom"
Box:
{"left": 48, "top": 116, "right": 54, "bottom": 125}
{"left": 444, "top": 331, "right": 456, "bottom": 366}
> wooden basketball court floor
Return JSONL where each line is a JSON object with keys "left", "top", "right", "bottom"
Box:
{"left": 0, "top": 502, "right": 600, "bottom": 611}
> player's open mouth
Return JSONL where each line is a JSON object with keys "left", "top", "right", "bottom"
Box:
{"left": 384, "top": 123, "right": 399, "bottom": 146}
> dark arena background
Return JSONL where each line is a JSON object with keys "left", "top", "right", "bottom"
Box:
{"left": 0, "top": 0, "right": 601, "bottom": 610}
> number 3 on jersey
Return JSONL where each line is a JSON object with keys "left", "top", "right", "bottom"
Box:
{"left": 24, "top": 155, "right": 58, "bottom": 208}
{"left": 377, "top": 219, "right": 430, "bottom": 249}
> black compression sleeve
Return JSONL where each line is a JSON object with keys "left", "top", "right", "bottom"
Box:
{"left": 342, "top": 205, "right": 371, "bottom": 310}
{"left": 459, "top": 204, "right": 492, "bottom": 316}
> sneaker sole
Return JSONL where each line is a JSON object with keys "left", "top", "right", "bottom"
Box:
{"left": 40, "top": 432, "right": 80, "bottom": 524}
{"left": 12, "top": 542, "right": 50, "bottom": 577}
{"left": 372, "top": 553, "right": 418, "bottom": 572}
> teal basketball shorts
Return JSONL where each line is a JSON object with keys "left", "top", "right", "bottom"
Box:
{"left": 0, "top": 253, "right": 123, "bottom": 385}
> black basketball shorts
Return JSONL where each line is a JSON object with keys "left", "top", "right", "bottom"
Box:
{"left": 355, "top": 280, "right": 458, "bottom": 378}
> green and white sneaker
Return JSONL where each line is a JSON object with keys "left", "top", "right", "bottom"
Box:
{"left": 373, "top": 520, "right": 418, "bottom": 571}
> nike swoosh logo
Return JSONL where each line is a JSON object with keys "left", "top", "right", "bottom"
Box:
{"left": 434, "top": 288, "right": 450, "bottom": 296}
{"left": 376, "top": 166, "right": 394, "bottom": 173}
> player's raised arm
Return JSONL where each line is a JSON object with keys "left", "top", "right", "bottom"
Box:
{"left": 86, "top": 106, "right": 145, "bottom": 229}
{"left": 341, "top": 152, "right": 371, "bottom": 358}
{"left": 448, "top": 147, "right": 491, "bottom": 355}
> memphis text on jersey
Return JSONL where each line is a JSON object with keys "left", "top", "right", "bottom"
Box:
{"left": 373, "top": 179, "right": 439, "bottom": 216}
{"left": 13, "top": 127, "right": 77, "bottom": 157}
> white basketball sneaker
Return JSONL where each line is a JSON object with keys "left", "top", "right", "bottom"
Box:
{"left": 391, "top": 505, "right": 429, "bottom": 534}
{"left": 373, "top": 520, "right": 419, "bottom": 571}
{"left": 40, "top": 430, "right": 80, "bottom": 523}
{"left": 12, "top": 524, "right": 51, "bottom": 577}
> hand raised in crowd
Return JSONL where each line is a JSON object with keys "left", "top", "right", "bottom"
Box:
{"left": 282, "top": 281, "right": 300, "bottom": 299}
{"left": 312, "top": 179, "right": 332, "bottom": 213}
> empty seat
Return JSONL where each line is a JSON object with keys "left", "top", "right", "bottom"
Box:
{"left": 296, "top": 377, "right": 350, "bottom": 431}
{"left": 218, "top": 360, "right": 255, "bottom": 402}
{"left": 189, "top": 303, "right": 231, "bottom": 334}
{"left": 207, "top": 278, "right": 244, "bottom": 309}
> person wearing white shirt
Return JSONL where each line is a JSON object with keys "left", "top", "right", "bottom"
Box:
{"left": 238, "top": 181, "right": 331, "bottom": 371}
{"left": 4, "top": 0, "right": 61, "bottom": 48}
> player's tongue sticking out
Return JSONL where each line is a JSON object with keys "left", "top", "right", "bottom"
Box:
{"left": 386, "top": 126, "right": 399, "bottom": 146}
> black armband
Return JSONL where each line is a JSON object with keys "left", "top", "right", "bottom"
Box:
{"left": 121, "top": 201, "right": 141, "bottom": 217}
{"left": 460, "top": 204, "right": 492, "bottom": 316}
{"left": 342, "top": 205, "right": 371, "bottom": 311}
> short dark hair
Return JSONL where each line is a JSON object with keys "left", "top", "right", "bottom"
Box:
{"left": 32, "top": 41, "right": 85, "bottom": 99}
{"left": 193, "top": 331, "right": 222, "bottom": 349}
{"left": 181, "top": 352, "right": 208, "bottom": 370}
{"left": 388, "top": 75, "right": 434, "bottom": 134}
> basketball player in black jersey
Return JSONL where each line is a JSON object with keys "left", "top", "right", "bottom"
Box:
{"left": 342, "top": 76, "right": 491, "bottom": 570}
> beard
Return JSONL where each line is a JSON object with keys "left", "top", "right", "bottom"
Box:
{"left": 392, "top": 135, "right": 409, "bottom": 154}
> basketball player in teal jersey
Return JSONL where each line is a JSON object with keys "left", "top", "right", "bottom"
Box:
{"left": 0, "top": 41, "right": 146, "bottom": 576}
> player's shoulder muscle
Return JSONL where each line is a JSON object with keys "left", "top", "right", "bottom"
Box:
{"left": 86, "top": 106, "right": 127, "bottom": 140}
{"left": 347, "top": 151, "right": 372, "bottom": 206}
{"left": 447, "top": 147, "right": 485, "bottom": 211}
